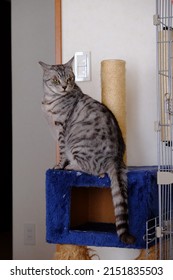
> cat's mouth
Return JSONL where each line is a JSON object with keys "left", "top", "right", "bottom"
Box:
{"left": 61, "top": 88, "right": 68, "bottom": 94}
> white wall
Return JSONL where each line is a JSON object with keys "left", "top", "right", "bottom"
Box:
{"left": 12, "top": 0, "right": 56, "bottom": 259}
{"left": 12, "top": 0, "right": 157, "bottom": 260}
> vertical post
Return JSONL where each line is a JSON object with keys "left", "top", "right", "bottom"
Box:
{"left": 55, "top": 0, "right": 62, "bottom": 64}
{"left": 55, "top": 0, "right": 62, "bottom": 164}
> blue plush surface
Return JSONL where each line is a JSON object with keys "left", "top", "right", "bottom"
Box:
{"left": 46, "top": 166, "right": 158, "bottom": 248}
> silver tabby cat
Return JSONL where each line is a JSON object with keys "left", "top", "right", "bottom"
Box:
{"left": 39, "top": 57, "right": 135, "bottom": 244}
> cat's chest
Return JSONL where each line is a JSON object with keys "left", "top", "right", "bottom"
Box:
{"left": 42, "top": 97, "right": 73, "bottom": 128}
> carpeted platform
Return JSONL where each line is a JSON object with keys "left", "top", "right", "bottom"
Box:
{"left": 46, "top": 166, "right": 158, "bottom": 249}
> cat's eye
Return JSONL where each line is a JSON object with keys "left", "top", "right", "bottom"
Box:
{"left": 52, "top": 77, "right": 60, "bottom": 85}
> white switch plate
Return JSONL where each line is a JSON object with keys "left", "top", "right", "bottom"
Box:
{"left": 24, "top": 223, "right": 36, "bottom": 245}
{"left": 74, "top": 51, "right": 91, "bottom": 81}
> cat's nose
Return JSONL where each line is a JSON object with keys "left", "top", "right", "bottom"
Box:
{"left": 62, "top": 85, "right": 67, "bottom": 90}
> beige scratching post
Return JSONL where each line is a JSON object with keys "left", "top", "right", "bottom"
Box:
{"left": 101, "top": 59, "right": 127, "bottom": 162}
{"left": 54, "top": 245, "right": 93, "bottom": 260}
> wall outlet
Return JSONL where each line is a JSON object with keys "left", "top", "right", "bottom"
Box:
{"left": 24, "top": 223, "right": 36, "bottom": 245}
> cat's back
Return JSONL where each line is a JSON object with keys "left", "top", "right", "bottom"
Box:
{"left": 73, "top": 91, "right": 118, "bottom": 128}
{"left": 68, "top": 89, "right": 122, "bottom": 144}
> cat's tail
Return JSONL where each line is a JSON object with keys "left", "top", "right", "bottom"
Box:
{"left": 107, "top": 163, "right": 136, "bottom": 244}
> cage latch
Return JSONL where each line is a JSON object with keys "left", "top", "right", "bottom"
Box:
{"left": 157, "top": 171, "right": 173, "bottom": 185}
{"left": 156, "top": 226, "right": 163, "bottom": 238}
{"left": 153, "top": 14, "right": 160, "bottom": 26}
{"left": 154, "top": 121, "right": 161, "bottom": 132}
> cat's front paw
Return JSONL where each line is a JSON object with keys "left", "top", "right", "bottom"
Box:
{"left": 99, "top": 173, "right": 106, "bottom": 178}
{"left": 53, "top": 164, "right": 63, "bottom": 169}
{"left": 53, "top": 159, "right": 67, "bottom": 169}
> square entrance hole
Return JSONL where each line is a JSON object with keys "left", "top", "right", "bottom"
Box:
{"left": 70, "top": 187, "right": 115, "bottom": 231}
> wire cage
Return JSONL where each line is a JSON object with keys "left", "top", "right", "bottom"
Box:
{"left": 146, "top": 0, "right": 173, "bottom": 260}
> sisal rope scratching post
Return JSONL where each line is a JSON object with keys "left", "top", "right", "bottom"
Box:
{"left": 54, "top": 245, "right": 94, "bottom": 260}
{"left": 101, "top": 59, "right": 126, "bottom": 162}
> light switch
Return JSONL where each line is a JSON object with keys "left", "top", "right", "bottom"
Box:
{"left": 74, "top": 51, "right": 91, "bottom": 81}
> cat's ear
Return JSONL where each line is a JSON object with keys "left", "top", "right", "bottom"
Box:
{"left": 39, "top": 61, "right": 52, "bottom": 71}
{"left": 65, "top": 56, "right": 74, "bottom": 68}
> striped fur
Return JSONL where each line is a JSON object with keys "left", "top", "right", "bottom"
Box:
{"left": 39, "top": 57, "right": 135, "bottom": 244}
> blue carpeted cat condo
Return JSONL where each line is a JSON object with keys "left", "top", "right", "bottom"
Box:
{"left": 45, "top": 166, "right": 158, "bottom": 249}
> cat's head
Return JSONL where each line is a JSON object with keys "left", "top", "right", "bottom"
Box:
{"left": 39, "top": 57, "right": 75, "bottom": 95}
